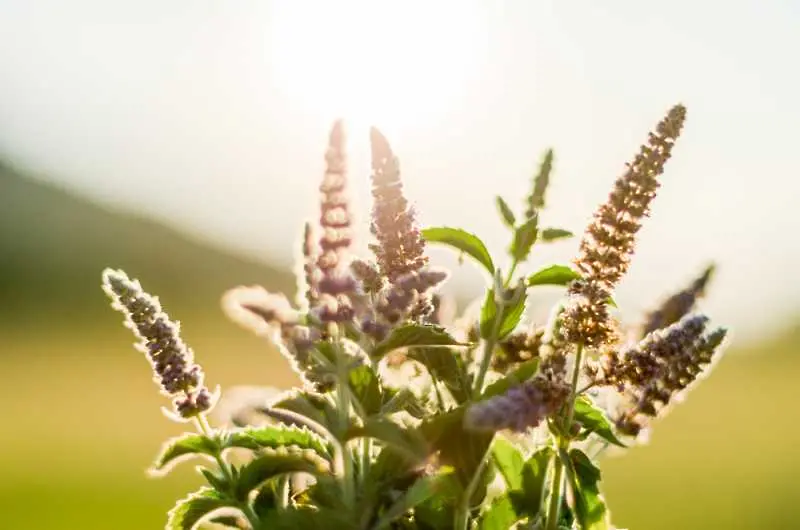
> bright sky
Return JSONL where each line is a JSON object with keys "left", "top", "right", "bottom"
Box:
{"left": 1, "top": 0, "right": 798, "bottom": 343}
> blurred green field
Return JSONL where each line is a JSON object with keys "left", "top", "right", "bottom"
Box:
{"left": 2, "top": 162, "right": 799, "bottom": 529}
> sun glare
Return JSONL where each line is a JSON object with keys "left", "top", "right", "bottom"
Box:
{"left": 267, "top": 1, "right": 487, "bottom": 138}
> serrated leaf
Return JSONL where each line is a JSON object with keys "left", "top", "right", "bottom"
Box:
{"left": 166, "top": 487, "right": 236, "bottom": 530}
{"left": 226, "top": 424, "right": 333, "bottom": 459}
{"left": 270, "top": 390, "right": 337, "bottom": 429}
{"left": 372, "top": 471, "right": 454, "bottom": 530}
{"left": 235, "top": 450, "right": 329, "bottom": 501}
{"left": 407, "top": 346, "right": 471, "bottom": 403}
{"left": 422, "top": 226, "right": 495, "bottom": 275}
{"left": 516, "top": 447, "right": 554, "bottom": 518}
{"left": 481, "top": 358, "right": 540, "bottom": 400}
{"left": 479, "top": 289, "right": 526, "bottom": 340}
{"left": 510, "top": 216, "right": 539, "bottom": 262}
{"left": 573, "top": 397, "right": 626, "bottom": 447}
{"left": 491, "top": 437, "right": 524, "bottom": 490}
{"left": 372, "top": 323, "right": 465, "bottom": 359}
{"left": 347, "top": 417, "right": 429, "bottom": 463}
{"left": 495, "top": 196, "right": 516, "bottom": 228}
{"left": 566, "top": 449, "right": 610, "bottom": 530}
{"left": 527, "top": 264, "right": 581, "bottom": 287}
{"left": 540, "top": 227, "right": 574, "bottom": 242}
{"left": 479, "top": 494, "right": 519, "bottom": 530}
{"left": 151, "top": 433, "right": 220, "bottom": 474}
{"left": 348, "top": 364, "right": 383, "bottom": 416}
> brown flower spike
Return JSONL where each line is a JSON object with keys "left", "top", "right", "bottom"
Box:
{"left": 563, "top": 104, "right": 687, "bottom": 347}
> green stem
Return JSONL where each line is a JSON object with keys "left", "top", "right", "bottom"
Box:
{"left": 455, "top": 446, "right": 491, "bottom": 530}
{"left": 545, "top": 453, "right": 565, "bottom": 530}
{"left": 332, "top": 325, "right": 356, "bottom": 509}
{"left": 195, "top": 414, "right": 260, "bottom": 529}
{"left": 544, "top": 342, "right": 585, "bottom": 530}
{"left": 472, "top": 310, "right": 503, "bottom": 399}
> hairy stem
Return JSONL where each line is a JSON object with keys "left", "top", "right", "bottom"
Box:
{"left": 455, "top": 446, "right": 491, "bottom": 530}
{"left": 332, "top": 325, "right": 356, "bottom": 509}
{"left": 195, "top": 414, "right": 260, "bottom": 529}
{"left": 545, "top": 454, "right": 565, "bottom": 530}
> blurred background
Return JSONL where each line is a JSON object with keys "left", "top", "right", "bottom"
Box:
{"left": 1, "top": 1, "right": 799, "bottom": 529}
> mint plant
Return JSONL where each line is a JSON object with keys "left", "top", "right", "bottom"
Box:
{"left": 102, "top": 104, "right": 727, "bottom": 529}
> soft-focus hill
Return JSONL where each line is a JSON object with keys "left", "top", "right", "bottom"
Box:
{"left": 0, "top": 161, "right": 293, "bottom": 333}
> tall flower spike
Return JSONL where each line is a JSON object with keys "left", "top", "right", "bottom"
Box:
{"left": 525, "top": 148, "right": 554, "bottom": 218}
{"left": 315, "top": 120, "right": 357, "bottom": 324}
{"left": 295, "top": 221, "right": 319, "bottom": 312}
{"left": 640, "top": 264, "right": 715, "bottom": 337}
{"left": 102, "top": 268, "right": 212, "bottom": 418}
{"left": 368, "top": 127, "right": 428, "bottom": 284}
{"left": 607, "top": 314, "right": 727, "bottom": 436}
{"left": 562, "top": 104, "right": 687, "bottom": 347}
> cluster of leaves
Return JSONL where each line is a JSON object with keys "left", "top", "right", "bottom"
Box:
{"left": 105, "top": 110, "right": 725, "bottom": 530}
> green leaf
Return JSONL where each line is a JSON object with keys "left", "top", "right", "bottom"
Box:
{"left": 419, "top": 406, "right": 494, "bottom": 487}
{"left": 540, "top": 227, "right": 574, "bottom": 242}
{"left": 150, "top": 433, "right": 221, "bottom": 474}
{"left": 407, "top": 347, "right": 471, "bottom": 404}
{"left": 271, "top": 390, "right": 337, "bottom": 430}
{"left": 348, "top": 364, "right": 383, "bottom": 416}
{"left": 235, "top": 450, "right": 330, "bottom": 501}
{"left": 347, "top": 417, "right": 429, "bottom": 463}
{"left": 372, "top": 323, "right": 465, "bottom": 359}
{"left": 479, "top": 494, "right": 520, "bottom": 530}
{"left": 166, "top": 487, "right": 236, "bottom": 530}
{"left": 481, "top": 358, "right": 540, "bottom": 400}
{"left": 414, "top": 473, "right": 463, "bottom": 529}
{"left": 491, "top": 437, "right": 524, "bottom": 490}
{"left": 566, "top": 449, "right": 610, "bottom": 530}
{"left": 198, "top": 467, "right": 229, "bottom": 491}
{"left": 422, "top": 226, "right": 495, "bottom": 275}
{"left": 495, "top": 196, "right": 517, "bottom": 228}
{"left": 516, "top": 447, "right": 554, "bottom": 518}
{"left": 573, "top": 397, "right": 626, "bottom": 447}
{"left": 372, "top": 471, "right": 454, "bottom": 530}
{"left": 226, "top": 424, "right": 334, "bottom": 459}
{"left": 510, "top": 216, "right": 539, "bottom": 262}
{"left": 479, "top": 289, "right": 526, "bottom": 340}
{"left": 527, "top": 264, "right": 581, "bottom": 287}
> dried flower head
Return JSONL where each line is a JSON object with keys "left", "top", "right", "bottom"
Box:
{"left": 563, "top": 104, "right": 687, "bottom": 347}
{"left": 492, "top": 328, "right": 544, "bottom": 373}
{"left": 374, "top": 267, "right": 449, "bottom": 324}
{"left": 641, "top": 264, "right": 715, "bottom": 337}
{"left": 368, "top": 127, "right": 428, "bottom": 284}
{"left": 607, "top": 314, "right": 727, "bottom": 436}
{"left": 102, "top": 268, "right": 212, "bottom": 418}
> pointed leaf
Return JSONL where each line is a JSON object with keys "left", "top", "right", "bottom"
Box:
{"left": 347, "top": 417, "right": 429, "bottom": 463}
{"left": 573, "top": 397, "right": 626, "bottom": 447}
{"left": 491, "top": 437, "right": 524, "bottom": 490}
{"left": 419, "top": 406, "right": 493, "bottom": 487}
{"left": 372, "top": 323, "right": 466, "bottom": 359}
{"left": 479, "top": 289, "right": 526, "bottom": 340}
{"left": 198, "top": 467, "right": 228, "bottom": 491}
{"left": 510, "top": 216, "right": 539, "bottom": 262}
{"left": 372, "top": 470, "right": 455, "bottom": 530}
{"left": 226, "top": 423, "right": 334, "bottom": 459}
{"left": 270, "top": 390, "right": 337, "bottom": 429}
{"left": 495, "top": 196, "right": 516, "bottom": 228}
{"left": 422, "top": 226, "right": 495, "bottom": 274}
{"left": 516, "top": 447, "right": 554, "bottom": 518}
{"left": 348, "top": 364, "right": 383, "bottom": 415}
{"left": 565, "top": 449, "right": 610, "bottom": 530}
{"left": 166, "top": 487, "right": 236, "bottom": 530}
{"left": 151, "top": 433, "right": 220, "bottom": 474}
{"left": 235, "top": 449, "right": 330, "bottom": 501}
{"left": 481, "top": 358, "right": 540, "bottom": 400}
{"left": 478, "top": 494, "right": 519, "bottom": 530}
{"left": 527, "top": 265, "right": 581, "bottom": 287}
{"left": 407, "top": 346, "right": 471, "bottom": 403}
{"left": 540, "top": 228, "right": 574, "bottom": 242}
